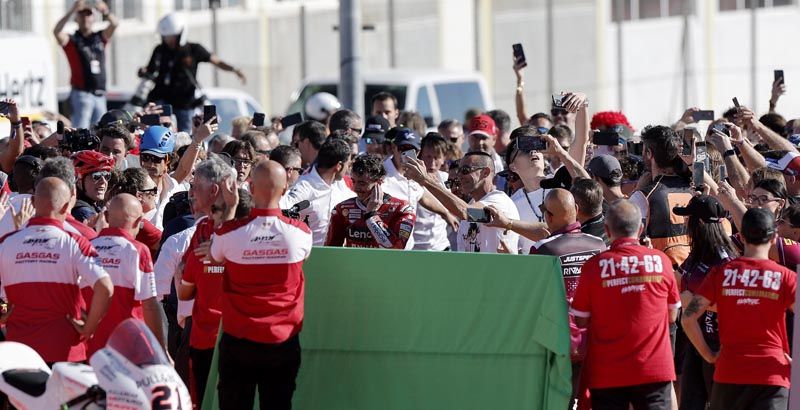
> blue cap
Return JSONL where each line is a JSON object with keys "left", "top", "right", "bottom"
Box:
{"left": 392, "top": 128, "right": 421, "bottom": 150}
{"left": 140, "top": 126, "right": 175, "bottom": 157}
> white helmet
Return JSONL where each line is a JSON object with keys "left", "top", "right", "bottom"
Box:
{"left": 304, "top": 92, "right": 341, "bottom": 121}
{"left": 158, "top": 13, "right": 187, "bottom": 45}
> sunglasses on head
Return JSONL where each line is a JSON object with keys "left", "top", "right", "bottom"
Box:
{"left": 91, "top": 171, "right": 111, "bottom": 183}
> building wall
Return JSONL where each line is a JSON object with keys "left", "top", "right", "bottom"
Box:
{"left": 7, "top": 0, "right": 800, "bottom": 129}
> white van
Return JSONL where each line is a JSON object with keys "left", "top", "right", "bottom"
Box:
{"left": 287, "top": 70, "right": 492, "bottom": 127}
{"left": 0, "top": 32, "right": 58, "bottom": 137}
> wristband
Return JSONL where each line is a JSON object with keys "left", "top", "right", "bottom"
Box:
{"left": 723, "top": 149, "right": 736, "bottom": 158}
{"left": 9, "top": 121, "right": 21, "bottom": 128}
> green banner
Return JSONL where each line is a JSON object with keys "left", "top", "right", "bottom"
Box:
{"left": 202, "top": 248, "right": 572, "bottom": 410}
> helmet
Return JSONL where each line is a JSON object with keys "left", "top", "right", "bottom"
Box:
{"left": 157, "top": 13, "right": 186, "bottom": 45}
{"left": 72, "top": 150, "right": 115, "bottom": 179}
{"left": 304, "top": 92, "right": 341, "bottom": 121}
{"left": 140, "top": 126, "right": 176, "bottom": 157}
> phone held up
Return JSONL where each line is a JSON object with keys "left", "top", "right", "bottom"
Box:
{"left": 775, "top": 69, "right": 785, "bottom": 85}
{"left": 512, "top": 43, "right": 527, "bottom": 68}
{"left": 280, "top": 112, "right": 303, "bottom": 129}
{"left": 203, "top": 105, "right": 217, "bottom": 125}
{"left": 467, "top": 207, "right": 491, "bottom": 223}
{"left": 253, "top": 112, "right": 266, "bottom": 127}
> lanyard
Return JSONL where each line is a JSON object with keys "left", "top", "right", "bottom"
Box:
{"left": 525, "top": 188, "right": 546, "bottom": 222}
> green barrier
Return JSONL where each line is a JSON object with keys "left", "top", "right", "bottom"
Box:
{"left": 202, "top": 247, "right": 572, "bottom": 410}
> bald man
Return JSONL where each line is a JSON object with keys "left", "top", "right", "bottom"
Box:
{"left": 209, "top": 159, "right": 312, "bottom": 409}
{"left": 0, "top": 177, "right": 112, "bottom": 364}
{"left": 571, "top": 199, "right": 680, "bottom": 409}
{"left": 528, "top": 188, "right": 606, "bottom": 406}
{"left": 87, "top": 193, "right": 165, "bottom": 356}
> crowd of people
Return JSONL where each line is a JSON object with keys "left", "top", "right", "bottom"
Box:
{"left": 0, "top": 1, "right": 798, "bottom": 409}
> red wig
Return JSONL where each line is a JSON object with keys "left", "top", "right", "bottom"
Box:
{"left": 590, "top": 111, "right": 634, "bottom": 132}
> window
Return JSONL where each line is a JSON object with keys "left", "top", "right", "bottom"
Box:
{"left": 416, "top": 87, "right": 434, "bottom": 127}
{"left": 720, "top": 0, "right": 794, "bottom": 10}
{"left": 209, "top": 98, "right": 241, "bottom": 135}
{"left": 434, "top": 82, "right": 485, "bottom": 123}
{"left": 175, "top": 0, "right": 244, "bottom": 10}
{"left": 0, "top": 0, "right": 32, "bottom": 31}
{"left": 64, "top": 0, "right": 142, "bottom": 20}
{"left": 612, "top": 0, "right": 691, "bottom": 21}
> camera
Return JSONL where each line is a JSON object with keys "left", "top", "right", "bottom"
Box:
{"left": 59, "top": 128, "right": 100, "bottom": 153}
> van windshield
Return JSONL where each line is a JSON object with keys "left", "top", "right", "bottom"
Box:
{"left": 287, "top": 84, "right": 407, "bottom": 117}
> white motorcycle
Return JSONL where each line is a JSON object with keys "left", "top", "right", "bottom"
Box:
{"left": 0, "top": 319, "right": 192, "bottom": 409}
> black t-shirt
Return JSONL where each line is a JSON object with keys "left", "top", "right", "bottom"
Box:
{"left": 63, "top": 31, "right": 108, "bottom": 91}
{"left": 145, "top": 42, "right": 212, "bottom": 109}
{"left": 581, "top": 214, "right": 609, "bottom": 246}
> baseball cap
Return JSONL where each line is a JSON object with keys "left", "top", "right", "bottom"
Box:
{"left": 672, "top": 195, "right": 729, "bottom": 223}
{"left": 540, "top": 166, "right": 572, "bottom": 190}
{"left": 14, "top": 155, "right": 43, "bottom": 170}
{"left": 468, "top": 114, "right": 497, "bottom": 138}
{"left": 139, "top": 126, "right": 175, "bottom": 157}
{"left": 392, "top": 128, "right": 421, "bottom": 150}
{"left": 364, "top": 116, "right": 390, "bottom": 144}
{"left": 741, "top": 208, "right": 777, "bottom": 244}
{"left": 765, "top": 150, "right": 800, "bottom": 176}
{"left": 588, "top": 155, "right": 623, "bottom": 184}
{"left": 97, "top": 109, "right": 134, "bottom": 129}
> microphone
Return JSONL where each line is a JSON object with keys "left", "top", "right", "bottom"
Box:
{"left": 282, "top": 200, "right": 310, "bottom": 219}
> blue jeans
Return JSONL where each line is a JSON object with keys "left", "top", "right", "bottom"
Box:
{"left": 69, "top": 89, "right": 107, "bottom": 129}
{"left": 175, "top": 108, "right": 194, "bottom": 133}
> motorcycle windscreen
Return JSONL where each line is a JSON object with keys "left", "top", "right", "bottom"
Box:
{"left": 106, "top": 319, "right": 170, "bottom": 367}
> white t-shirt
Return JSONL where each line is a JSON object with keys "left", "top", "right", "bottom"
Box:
{"left": 511, "top": 187, "right": 547, "bottom": 254}
{"left": 412, "top": 170, "right": 451, "bottom": 251}
{"left": 279, "top": 166, "right": 356, "bottom": 246}
{"left": 381, "top": 157, "right": 425, "bottom": 250}
{"left": 456, "top": 190, "right": 520, "bottom": 254}
{"left": 151, "top": 175, "right": 186, "bottom": 231}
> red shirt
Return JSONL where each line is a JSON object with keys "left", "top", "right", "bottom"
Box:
{"left": 136, "top": 219, "right": 162, "bottom": 258}
{"left": 571, "top": 237, "right": 680, "bottom": 389}
{"left": 325, "top": 194, "right": 416, "bottom": 249}
{"left": 697, "top": 257, "right": 796, "bottom": 388}
{"left": 86, "top": 228, "right": 156, "bottom": 356}
{"left": 181, "top": 217, "right": 225, "bottom": 349}
{"left": 210, "top": 208, "right": 312, "bottom": 344}
{"left": 65, "top": 214, "right": 98, "bottom": 240}
{"left": 0, "top": 218, "right": 108, "bottom": 362}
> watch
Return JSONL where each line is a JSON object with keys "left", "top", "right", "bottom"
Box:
{"left": 723, "top": 149, "right": 736, "bottom": 158}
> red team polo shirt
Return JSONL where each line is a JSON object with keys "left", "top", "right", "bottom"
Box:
{"left": 181, "top": 217, "right": 226, "bottom": 350}
{"left": 571, "top": 237, "right": 681, "bottom": 389}
{"left": 85, "top": 228, "right": 157, "bottom": 356}
{"left": 210, "top": 208, "right": 312, "bottom": 344}
{"left": 697, "top": 257, "right": 796, "bottom": 388}
{"left": 0, "top": 217, "right": 108, "bottom": 362}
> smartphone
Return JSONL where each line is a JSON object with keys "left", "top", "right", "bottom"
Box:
{"left": 162, "top": 104, "right": 173, "bottom": 117}
{"left": 775, "top": 69, "right": 785, "bottom": 85}
{"left": 20, "top": 117, "right": 30, "bottom": 128}
{"left": 512, "top": 43, "right": 527, "bottom": 68}
{"left": 56, "top": 120, "right": 64, "bottom": 135}
{"left": 551, "top": 94, "right": 566, "bottom": 109}
{"left": 711, "top": 122, "right": 730, "bottom": 136}
{"left": 516, "top": 136, "right": 547, "bottom": 152}
{"left": 281, "top": 112, "right": 303, "bottom": 129}
{"left": 593, "top": 130, "right": 620, "bottom": 146}
{"left": 719, "top": 164, "right": 728, "bottom": 181}
{"left": 467, "top": 207, "right": 491, "bottom": 223}
{"left": 253, "top": 112, "right": 266, "bottom": 127}
{"left": 695, "top": 141, "right": 708, "bottom": 163}
{"left": 401, "top": 149, "right": 417, "bottom": 160}
{"left": 732, "top": 97, "right": 740, "bottom": 108}
{"left": 692, "top": 110, "right": 714, "bottom": 121}
{"left": 141, "top": 114, "right": 160, "bottom": 126}
{"left": 0, "top": 101, "right": 8, "bottom": 116}
{"left": 682, "top": 129, "right": 694, "bottom": 155}
{"left": 693, "top": 162, "right": 705, "bottom": 191}
{"left": 203, "top": 105, "right": 217, "bottom": 124}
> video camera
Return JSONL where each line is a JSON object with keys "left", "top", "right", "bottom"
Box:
{"left": 282, "top": 200, "right": 310, "bottom": 220}
{"left": 59, "top": 128, "right": 100, "bottom": 153}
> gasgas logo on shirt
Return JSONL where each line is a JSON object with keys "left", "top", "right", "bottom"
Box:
{"left": 16, "top": 251, "right": 60, "bottom": 263}
{"left": 242, "top": 248, "right": 288, "bottom": 259}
